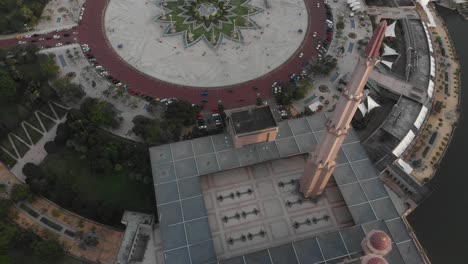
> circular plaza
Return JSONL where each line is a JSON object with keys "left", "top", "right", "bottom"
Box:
{"left": 104, "top": 0, "right": 310, "bottom": 87}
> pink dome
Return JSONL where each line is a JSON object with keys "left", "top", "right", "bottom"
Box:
{"left": 361, "top": 255, "right": 388, "bottom": 264}
{"left": 367, "top": 256, "right": 387, "bottom": 264}
{"left": 369, "top": 231, "right": 392, "bottom": 251}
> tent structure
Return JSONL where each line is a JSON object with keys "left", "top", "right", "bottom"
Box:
{"left": 357, "top": 95, "right": 380, "bottom": 117}
{"left": 385, "top": 21, "right": 396, "bottom": 38}
{"left": 381, "top": 60, "right": 394, "bottom": 69}
{"left": 428, "top": 80, "right": 434, "bottom": 98}
{"left": 382, "top": 44, "right": 399, "bottom": 57}
{"left": 351, "top": 5, "right": 362, "bottom": 11}
{"left": 358, "top": 103, "right": 368, "bottom": 117}
{"left": 392, "top": 130, "right": 416, "bottom": 157}
{"left": 367, "top": 96, "right": 380, "bottom": 112}
{"left": 414, "top": 105, "right": 429, "bottom": 130}
{"left": 397, "top": 158, "right": 414, "bottom": 174}
{"left": 430, "top": 56, "right": 436, "bottom": 78}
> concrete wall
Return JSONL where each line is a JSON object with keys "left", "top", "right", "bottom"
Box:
{"left": 234, "top": 129, "right": 278, "bottom": 148}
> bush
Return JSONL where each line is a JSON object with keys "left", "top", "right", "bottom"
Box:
{"left": 10, "top": 184, "right": 33, "bottom": 203}
{"left": 44, "top": 141, "right": 58, "bottom": 154}
{"left": 32, "top": 240, "right": 64, "bottom": 262}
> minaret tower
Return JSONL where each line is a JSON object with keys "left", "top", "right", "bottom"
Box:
{"left": 300, "top": 21, "right": 387, "bottom": 198}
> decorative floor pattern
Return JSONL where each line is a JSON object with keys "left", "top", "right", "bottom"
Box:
{"left": 201, "top": 155, "right": 354, "bottom": 260}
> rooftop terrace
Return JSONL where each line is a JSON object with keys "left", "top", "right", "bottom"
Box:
{"left": 229, "top": 106, "right": 277, "bottom": 135}
{"left": 149, "top": 114, "right": 425, "bottom": 264}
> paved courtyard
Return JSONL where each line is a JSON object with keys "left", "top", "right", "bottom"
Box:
{"left": 35, "top": 0, "right": 85, "bottom": 32}
{"left": 105, "top": 0, "right": 308, "bottom": 87}
{"left": 201, "top": 155, "right": 354, "bottom": 259}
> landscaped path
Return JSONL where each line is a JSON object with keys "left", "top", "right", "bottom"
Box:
{"left": 0, "top": 0, "right": 326, "bottom": 109}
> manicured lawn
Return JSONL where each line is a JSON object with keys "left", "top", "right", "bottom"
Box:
{"left": 41, "top": 147, "right": 156, "bottom": 226}
{"left": 25, "top": 125, "right": 43, "bottom": 144}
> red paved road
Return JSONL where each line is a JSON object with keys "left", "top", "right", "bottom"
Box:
{"left": 0, "top": 0, "right": 325, "bottom": 109}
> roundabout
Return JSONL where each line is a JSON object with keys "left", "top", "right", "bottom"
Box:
{"left": 72, "top": 0, "right": 326, "bottom": 108}
{"left": 105, "top": 0, "right": 308, "bottom": 87}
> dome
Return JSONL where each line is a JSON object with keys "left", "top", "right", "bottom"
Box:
{"left": 369, "top": 231, "right": 392, "bottom": 251}
{"left": 361, "top": 230, "right": 393, "bottom": 256}
{"left": 361, "top": 254, "right": 388, "bottom": 264}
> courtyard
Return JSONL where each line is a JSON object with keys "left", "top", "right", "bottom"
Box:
{"left": 105, "top": 0, "right": 309, "bottom": 87}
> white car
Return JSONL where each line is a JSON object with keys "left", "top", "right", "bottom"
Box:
{"left": 299, "top": 52, "right": 304, "bottom": 58}
{"left": 73, "top": 31, "right": 78, "bottom": 35}
{"left": 55, "top": 42, "right": 63, "bottom": 47}
{"left": 24, "top": 35, "right": 31, "bottom": 38}
{"left": 313, "top": 32, "right": 317, "bottom": 37}
{"left": 317, "top": 3, "right": 320, "bottom": 7}
{"left": 18, "top": 41, "right": 26, "bottom": 44}
{"left": 39, "top": 37, "right": 45, "bottom": 41}
{"left": 271, "top": 81, "right": 277, "bottom": 87}
{"left": 53, "top": 35, "right": 61, "bottom": 39}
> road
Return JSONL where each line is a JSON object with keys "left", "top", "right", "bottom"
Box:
{"left": 0, "top": 0, "right": 326, "bottom": 109}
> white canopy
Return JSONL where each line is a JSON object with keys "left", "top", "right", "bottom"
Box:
{"left": 392, "top": 130, "right": 415, "bottom": 157}
{"left": 428, "top": 80, "right": 434, "bottom": 98}
{"left": 350, "top": 2, "right": 360, "bottom": 8}
{"left": 367, "top": 96, "right": 381, "bottom": 112}
{"left": 351, "top": 5, "right": 362, "bottom": 11}
{"left": 382, "top": 44, "right": 399, "bottom": 57}
{"left": 385, "top": 21, "right": 396, "bottom": 38}
{"left": 414, "top": 105, "right": 429, "bottom": 129}
{"left": 397, "top": 159, "right": 414, "bottom": 174}
{"left": 308, "top": 101, "right": 322, "bottom": 112}
{"left": 381, "top": 60, "right": 394, "bottom": 69}
{"left": 430, "top": 56, "right": 436, "bottom": 78}
{"left": 358, "top": 103, "right": 368, "bottom": 117}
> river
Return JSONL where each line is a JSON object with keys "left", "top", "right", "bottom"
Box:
{"left": 407, "top": 7, "right": 468, "bottom": 264}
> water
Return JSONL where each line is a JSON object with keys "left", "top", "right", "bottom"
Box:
{"left": 408, "top": 7, "right": 468, "bottom": 263}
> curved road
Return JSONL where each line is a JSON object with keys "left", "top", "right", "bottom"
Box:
{"left": 0, "top": 0, "right": 326, "bottom": 109}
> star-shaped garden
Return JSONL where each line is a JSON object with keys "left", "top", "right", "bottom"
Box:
{"left": 155, "top": 0, "right": 263, "bottom": 48}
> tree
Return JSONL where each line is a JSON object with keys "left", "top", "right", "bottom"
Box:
{"left": 0, "top": 222, "right": 18, "bottom": 254}
{"left": 52, "top": 78, "right": 84, "bottom": 104}
{"left": 81, "top": 98, "right": 121, "bottom": 128}
{"left": 32, "top": 240, "right": 64, "bottom": 262}
{"left": 0, "top": 70, "right": 16, "bottom": 99}
{"left": 22, "top": 163, "right": 44, "bottom": 180}
{"left": 44, "top": 141, "right": 58, "bottom": 154}
{"left": 165, "top": 100, "right": 199, "bottom": 126}
{"left": 336, "top": 21, "right": 345, "bottom": 30}
{"left": 0, "top": 199, "right": 12, "bottom": 219}
{"left": 132, "top": 115, "right": 181, "bottom": 145}
{"left": 310, "top": 55, "right": 337, "bottom": 76}
{"left": 275, "top": 92, "right": 291, "bottom": 106}
{"left": 10, "top": 184, "right": 33, "bottom": 203}
{"left": 0, "top": 255, "right": 13, "bottom": 264}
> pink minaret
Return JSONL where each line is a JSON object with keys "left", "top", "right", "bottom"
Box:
{"left": 300, "top": 21, "right": 387, "bottom": 198}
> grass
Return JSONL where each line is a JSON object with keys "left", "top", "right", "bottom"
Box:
{"left": 0, "top": 139, "right": 16, "bottom": 158}
{"left": 0, "top": 151, "right": 17, "bottom": 168}
{"left": 39, "top": 104, "right": 57, "bottom": 120}
{"left": 12, "top": 125, "right": 31, "bottom": 145}
{"left": 52, "top": 104, "right": 68, "bottom": 118}
{"left": 37, "top": 113, "right": 56, "bottom": 131}
{"left": 165, "top": 0, "right": 257, "bottom": 45}
{"left": 11, "top": 136, "right": 30, "bottom": 158}
{"left": 41, "top": 147, "right": 156, "bottom": 226}
{"left": 26, "top": 115, "right": 44, "bottom": 132}
{"left": 0, "top": 103, "right": 31, "bottom": 130}
{"left": 24, "top": 124, "right": 43, "bottom": 144}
